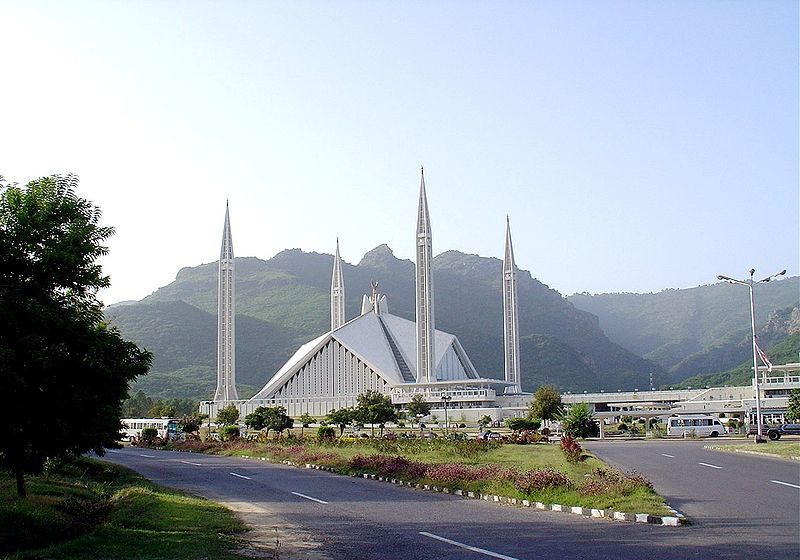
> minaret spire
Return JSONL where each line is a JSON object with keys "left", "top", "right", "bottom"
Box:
{"left": 214, "top": 202, "right": 238, "bottom": 402}
{"left": 331, "top": 238, "right": 346, "bottom": 330}
{"left": 415, "top": 167, "right": 436, "bottom": 383}
{"left": 503, "top": 216, "right": 522, "bottom": 394}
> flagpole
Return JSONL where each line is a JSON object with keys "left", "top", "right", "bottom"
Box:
{"left": 717, "top": 268, "right": 786, "bottom": 443}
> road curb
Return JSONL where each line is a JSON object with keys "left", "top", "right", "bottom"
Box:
{"left": 236, "top": 454, "right": 688, "bottom": 527}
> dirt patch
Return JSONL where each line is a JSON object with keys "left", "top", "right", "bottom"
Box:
{"left": 217, "top": 501, "right": 331, "bottom": 560}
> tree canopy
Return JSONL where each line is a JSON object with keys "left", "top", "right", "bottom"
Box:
{"left": 406, "top": 393, "right": 432, "bottom": 422}
{"left": 215, "top": 404, "right": 240, "bottom": 426}
{"left": 326, "top": 407, "right": 356, "bottom": 435}
{"left": 0, "top": 175, "right": 151, "bottom": 497}
{"left": 355, "top": 390, "right": 397, "bottom": 436}
{"left": 244, "top": 406, "right": 293, "bottom": 437}
{"left": 528, "top": 385, "right": 563, "bottom": 421}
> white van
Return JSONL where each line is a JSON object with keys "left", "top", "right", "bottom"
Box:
{"left": 666, "top": 415, "right": 727, "bottom": 438}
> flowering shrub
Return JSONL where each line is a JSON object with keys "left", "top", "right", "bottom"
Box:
{"left": 349, "top": 454, "right": 427, "bottom": 479}
{"left": 579, "top": 468, "right": 654, "bottom": 496}
{"left": 512, "top": 468, "right": 572, "bottom": 494}
{"left": 560, "top": 435, "right": 583, "bottom": 464}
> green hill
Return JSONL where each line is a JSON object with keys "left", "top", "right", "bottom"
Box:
{"left": 568, "top": 278, "right": 799, "bottom": 382}
{"left": 106, "top": 245, "right": 664, "bottom": 400}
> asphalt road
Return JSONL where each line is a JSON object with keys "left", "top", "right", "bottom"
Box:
{"left": 102, "top": 446, "right": 800, "bottom": 560}
{"left": 584, "top": 439, "right": 800, "bottom": 553}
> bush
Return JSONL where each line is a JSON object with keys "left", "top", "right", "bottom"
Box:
{"left": 317, "top": 426, "right": 336, "bottom": 442}
{"left": 561, "top": 403, "right": 599, "bottom": 438}
{"left": 579, "top": 468, "right": 653, "bottom": 496}
{"left": 513, "top": 468, "right": 572, "bottom": 494}
{"left": 220, "top": 425, "right": 240, "bottom": 441}
{"left": 139, "top": 428, "right": 159, "bottom": 445}
{"left": 560, "top": 435, "right": 583, "bottom": 464}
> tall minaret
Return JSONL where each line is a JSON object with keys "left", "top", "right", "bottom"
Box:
{"left": 214, "top": 202, "right": 238, "bottom": 402}
{"left": 503, "top": 216, "right": 522, "bottom": 394}
{"left": 415, "top": 167, "right": 436, "bottom": 383}
{"left": 330, "top": 238, "right": 345, "bottom": 330}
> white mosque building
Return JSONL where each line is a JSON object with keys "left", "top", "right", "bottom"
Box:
{"left": 209, "top": 169, "right": 530, "bottom": 421}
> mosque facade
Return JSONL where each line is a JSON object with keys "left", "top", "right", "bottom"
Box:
{"left": 207, "top": 170, "right": 530, "bottom": 420}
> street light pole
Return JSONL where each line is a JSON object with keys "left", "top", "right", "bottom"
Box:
{"left": 717, "top": 268, "right": 785, "bottom": 443}
{"left": 441, "top": 394, "right": 452, "bottom": 436}
{"left": 204, "top": 401, "right": 213, "bottom": 440}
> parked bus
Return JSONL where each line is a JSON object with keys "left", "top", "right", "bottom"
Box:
{"left": 666, "top": 414, "right": 727, "bottom": 438}
{"left": 121, "top": 418, "right": 179, "bottom": 441}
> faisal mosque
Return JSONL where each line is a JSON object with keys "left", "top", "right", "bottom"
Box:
{"left": 206, "top": 169, "right": 531, "bottom": 421}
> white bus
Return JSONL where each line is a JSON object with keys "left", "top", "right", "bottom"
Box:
{"left": 666, "top": 414, "right": 727, "bottom": 438}
{"left": 121, "top": 418, "right": 179, "bottom": 441}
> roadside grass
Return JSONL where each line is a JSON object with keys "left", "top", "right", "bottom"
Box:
{"left": 205, "top": 437, "right": 670, "bottom": 516}
{"left": 706, "top": 440, "right": 800, "bottom": 459}
{"left": 1, "top": 457, "right": 247, "bottom": 560}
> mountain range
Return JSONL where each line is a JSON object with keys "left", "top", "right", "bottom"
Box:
{"left": 106, "top": 246, "right": 798, "bottom": 401}
{"left": 107, "top": 245, "right": 671, "bottom": 401}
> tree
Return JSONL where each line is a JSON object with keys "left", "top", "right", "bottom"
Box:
{"left": 528, "top": 386, "right": 563, "bottom": 422}
{"left": 560, "top": 403, "right": 599, "bottom": 438}
{"left": 326, "top": 407, "right": 355, "bottom": 435}
{"left": 297, "top": 413, "right": 315, "bottom": 437}
{"left": 0, "top": 175, "right": 152, "bottom": 497}
{"left": 787, "top": 389, "right": 800, "bottom": 422}
{"left": 216, "top": 404, "right": 240, "bottom": 426}
{"left": 178, "top": 414, "right": 202, "bottom": 435}
{"left": 477, "top": 415, "right": 493, "bottom": 430}
{"left": 355, "top": 390, "right": 397, "bottom": 437}
{"left": 406, "top": 394, "right": 431, "bottom": 427}
{"left": 123, "top": 391, "right": 153, "bottom": 417}
{"left": 244, "top": 406, "right": 293, "bottom": 438}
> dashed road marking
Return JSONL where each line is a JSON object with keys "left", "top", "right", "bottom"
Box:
{"left": 139, "top": 454, "right": 155, "bottom": 458}
{"left": 420, "top": 532, "right": 521, "bottom": 560}
{"left": 698, "top": 462, "right": 723, "bottom": 469}
{"left": 291, "top": 491, "right": 328, "bottom": 504}
{"left": 661, "top": 453, "right": 675, "bottom": 458}
{"left": 180, "top": 460, "right": 203, "bottom": 466}
{"left": 770, "top": 480, "right": 800, "bottom": 490}
{"left": 230, "top": 472, "right": 252, "bottom": 480}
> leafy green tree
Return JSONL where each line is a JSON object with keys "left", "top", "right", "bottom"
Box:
{"left": 0, "top": 175, "right": 152, "bottom": 497}
{"left": 560, "top": 403, "right": 599, "bottom": 438}
{"left": 148, "top": 401, "right": 177, "bottom": 418}
{"left": 123, "top": 391, "right": 154, "bottom": 417}
{"left": 326, "top": 408, "right": 356, "bottom": 435}
{"left": 528, "top": 386, "right": 563, "bottom": 422}
{"left": 477, "top": 415, "right": 493, "bottom": 429}
{"left": 216, "top": 404, "right": 240, "bottom": 426}
{"left": 297, "top": 412, "right": 315, "bottom": 437}
{"left": 178, "top": 414, "right": 202, "bottom": 435}
{"left": 787, "top": 389, "right": 800, "bottom": 422}
{"left": 245, "top": 406, "right": 293, "bottom": 438}
{"left": 406, "top": 394, "right": 431, "bottom": 427}
{"left": 355, "top": 390, "right": 397, "bottom": 437}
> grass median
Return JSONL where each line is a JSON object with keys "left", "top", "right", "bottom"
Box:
{"left": 166, "top": 435, "right": 671, "bottom": 516}
{"left": 0, "top": 456, "right": 247, "bottom": 560}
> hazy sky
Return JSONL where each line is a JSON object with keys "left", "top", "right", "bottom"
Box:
{"left": 2, "top": 1, "right": 797, "bottom": 305}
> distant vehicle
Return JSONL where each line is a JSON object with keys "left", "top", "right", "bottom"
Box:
{"left": 666, "top": 414, "right": 727, "bottom": 438}
{"left": 750, "top": 423, "right": 800, "bottom": 440}
{"left": 480, "top": 431, "right": 502, "bottom": 440}
{"left": 121, "top": 418, "right": 179, "bottom": 441}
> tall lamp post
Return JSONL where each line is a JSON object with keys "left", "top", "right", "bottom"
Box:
{"left": 203, "top": 401, "right": 214, "bottom": 440}
{"left": 717, "top": 268, "right": 785, "bottom": 442}
{"left": 441, "top": 394, "right": 452, "bottom": 436}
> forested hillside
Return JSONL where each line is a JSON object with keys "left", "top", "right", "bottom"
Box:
{"left": 568, "top": 277, "right": 799, "bottom": 383}
{"left": 107, "top": 245, "right": 663, "bottom": 400}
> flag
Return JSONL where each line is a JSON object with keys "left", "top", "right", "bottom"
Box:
{"left": 754, "top": 337, "right": 773, "bottom": 372}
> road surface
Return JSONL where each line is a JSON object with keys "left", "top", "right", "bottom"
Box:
{"left": 102, "top": 445, "right": 799, "bottom": 560}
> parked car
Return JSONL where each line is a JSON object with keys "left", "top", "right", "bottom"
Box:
{"left": 748, "top": 423, "right": 800, "bottom": 440}
{"left": 767, "top": 424, "right": 800, "bottom": 440}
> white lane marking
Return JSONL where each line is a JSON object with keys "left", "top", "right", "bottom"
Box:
{"left": 420, "top": 532, "right": 521, "bottom": 560}
{"left": 139, "top": 454, "right": 155, "bottom": 458}
{"left": 108, "top": 450, "right": 121, "bottom": 454}
{"left": 291, "top": 491, "right": 328, "bottom": 504}
{"left": 230, "top": 472, "right": 252, "bottom": 480}
{"left": 771, "top": 480, "right": 800, "bottom": 490}
{"left": 180, "top": 460, "right": 203, "bottom": 466}
{"left": 698, "top": 462, "right": 723, "bottom": 469}
{"left": 661, "top": 453, "right": 675, "bottom": 458}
